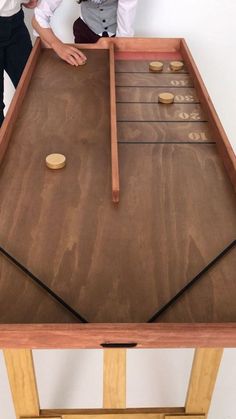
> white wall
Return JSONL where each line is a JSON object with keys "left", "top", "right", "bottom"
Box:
{"left": 2, "top": 1, "right": 236, "bottom": 418}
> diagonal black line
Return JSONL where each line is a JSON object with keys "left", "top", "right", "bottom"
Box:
{"left": 0, "top": 245, "right": 88, "bottom": 323}
{"left": 147, "top": 240, "right": 236, "bottom": 323}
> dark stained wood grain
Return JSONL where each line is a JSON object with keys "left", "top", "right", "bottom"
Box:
{"left": 117, "top": 103, "right": 206, "bottom": 122}
{"left": 155, "top": 248, "right": 236, "bottom": 323}
{"left": 116, "top": 73, "right": 193, "bottom": 87}
{"left": 117, "top": 122, "right": 214, "bottom": 143}
{"left": 180, "top": 39, "right": 236, "bottom": 190}
{"left": 116, "top": 60, "right": 187, "bottom": 73}
{"left": 0, "top": 137, "right": 236, "bottom": 324}
{"left": 0, "top": 48, "right": 111, "bottom": 324}
{"left": 116, "top": 87, "right": 199, "bottom": 104}
{"left": 0, "top": 40, "right": 235, "bottom": 349}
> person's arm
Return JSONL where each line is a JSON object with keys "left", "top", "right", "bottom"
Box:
{"left": 22, "top": 0, "right": 38, "bottom": 9}
{"left": 116, "top": 0, "right": 138, "bottom": 37}
{"left": 32, "top": 0, "right": 87, "bottom": 66}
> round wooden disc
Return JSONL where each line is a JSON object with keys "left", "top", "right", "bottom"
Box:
{"left": 149, "top": 61, "right": 164, "bottom": 72}
{"left": 46, "top": 154, "right": 66, "bottom": 170}
{"left": 170, "top": 61, "right": 184, "bottom": 71}
{"left": 158, "top": 92, "right": 175, "bottom": 104}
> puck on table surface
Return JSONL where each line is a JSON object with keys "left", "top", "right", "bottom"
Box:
{"left": 46, "top": 154, "right": 66, "bottom": 170}
{"left": 170, "top": 61, "right": 184, "bottom": 71}
{"left": 149, "top": 61, "right": 164, "bottom": 72}
{"left": 158, "top": 92, "right": 175, "bottom": 104}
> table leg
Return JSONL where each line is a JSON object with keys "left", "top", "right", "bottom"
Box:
{"left": 3, "top": 349, "right": 40, "bottom": 419}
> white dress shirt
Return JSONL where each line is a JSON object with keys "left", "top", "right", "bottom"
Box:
{"left": 0, "top": 0, "right": 21, "bottom": 17}
{"left": 34, "top": 0, "right": 138, "bottom": 37}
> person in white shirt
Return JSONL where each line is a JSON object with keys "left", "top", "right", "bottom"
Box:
{"left": 0, "top": 0, "right": 38, "bottom": 126}
{"left": 32, "top": 0, "right": 138, "bottom": 66}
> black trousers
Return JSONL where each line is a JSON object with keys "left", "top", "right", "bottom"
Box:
{"left": 0, "top": 9, "right": 32, "bottom": 126}
{"left": 73, "top": 17, "right": 115, "bottom": 44}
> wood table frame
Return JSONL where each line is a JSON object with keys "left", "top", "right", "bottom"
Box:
{"left": 0, "top": 37, "right": 235, "bottom": 418}
{"left": 3, "top": 347, "right": 223, "bottom": 419}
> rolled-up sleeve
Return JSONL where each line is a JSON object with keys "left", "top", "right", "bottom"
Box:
{"left": 34, "top": 0, "right": 63, "bottom": 29}
{"left": 116, "top": 0, "right": 138, "bottom": 37}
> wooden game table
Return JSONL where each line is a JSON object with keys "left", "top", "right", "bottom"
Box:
{"left": 0, "top": 37, "right": 235, "bottom": 419}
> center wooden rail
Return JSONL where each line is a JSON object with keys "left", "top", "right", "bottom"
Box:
{"left": 109, "top": 43, "right": 120, "bottom": 203}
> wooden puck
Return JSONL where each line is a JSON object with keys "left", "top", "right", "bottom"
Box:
{"left": 170, "top": 61, "right": 184, "bottom": 71}
{"left": 158, "top": 92, "right": 175, "bottom": 104}
{"left": 149, "top": 61, "right": 164, "bottom": 72}
{"left": 46, "top": 154, "right": 66, "bottom": 170}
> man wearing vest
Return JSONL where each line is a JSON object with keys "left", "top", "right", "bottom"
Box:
{"left": 0, "top": 0, "right": 38, "bottom": 126}
{"left": 32, "top": 0, "right": 138, "bottom": 66}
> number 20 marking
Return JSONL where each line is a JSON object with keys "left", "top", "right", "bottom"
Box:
{"left": 171, "top": 80, "right": 190, "bottom": 86}
{"left": 179, "top": 112, "right": 201, "bottom": 120}
{"left": 175, "top": 94, "right": 194, "bottom": 102}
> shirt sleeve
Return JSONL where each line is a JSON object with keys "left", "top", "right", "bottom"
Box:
{"left": 34, "top": 0, "right": 63, "bottom": 29}
{"left": 116, "top": 0, "right": 138, "bottom": 37}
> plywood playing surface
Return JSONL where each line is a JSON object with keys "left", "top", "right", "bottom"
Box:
{"left": 0, "top": 48, "right": 235, "bottom": 326}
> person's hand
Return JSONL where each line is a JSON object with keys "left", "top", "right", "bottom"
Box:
{"left": 52, "top": 41, "right": 87, "bottom": 66}
{"left": 21, "top": 0, "right": 38, "bottom": 9}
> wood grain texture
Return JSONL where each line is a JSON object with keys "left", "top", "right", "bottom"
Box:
{"left": 117, "top": 122, "right": 214, "bottom": 143}
{"left": 109, "top": 43, "right": 120, "bottom": 202}
{"left": 0, "top": 142, "right": 236, "bottom": 324}
{"left": 180, "top": 40, "right": 236, "bottom": 190}
{"left": 116, "top": 73, "right": 193, "bottom": 87}
{"left": 116, "top": 60, "right": 187, "bottom": 73}
{"left": 0, "top": 40, "right": 235, "bottom": 349}
{"left": 0, "top": 49, "right": 110, "bottom": 324}
{"left": 3, "top": 349, "right": 40, "bottom": 418}
{"left": 115, "top": 52, "right": 182, "bottom": 61}
{"left": 41, "top": 408, "right": 185, "bottom": 416}
{"left": 117, "top": 104, "right": 206, "bottom": 122}
{"left": 116, "top": 87, "right": 198, "bottom": 104}
{"left": 103, "top": 349, "right": 126, "bottom": 408}
{"left": 0, "top": 324, "right": 236, "bottom": 348}
{"left": 185, "top": 348, "right": 223, "bottom": 414}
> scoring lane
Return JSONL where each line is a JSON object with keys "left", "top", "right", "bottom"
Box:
{"left": 117, "top": 103, "right": 206, "bottom": 122}
{"left": 116, "top": 60, "right": 188, "bottom": 73}
{"left": 116, "top": 87, "right": 199, "bottom": 104}
{"left": 116, "top": 73, "right": 193, "bottom": 87}
{"left": 117, "top": 121, "right": 215, "bottom": 143}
